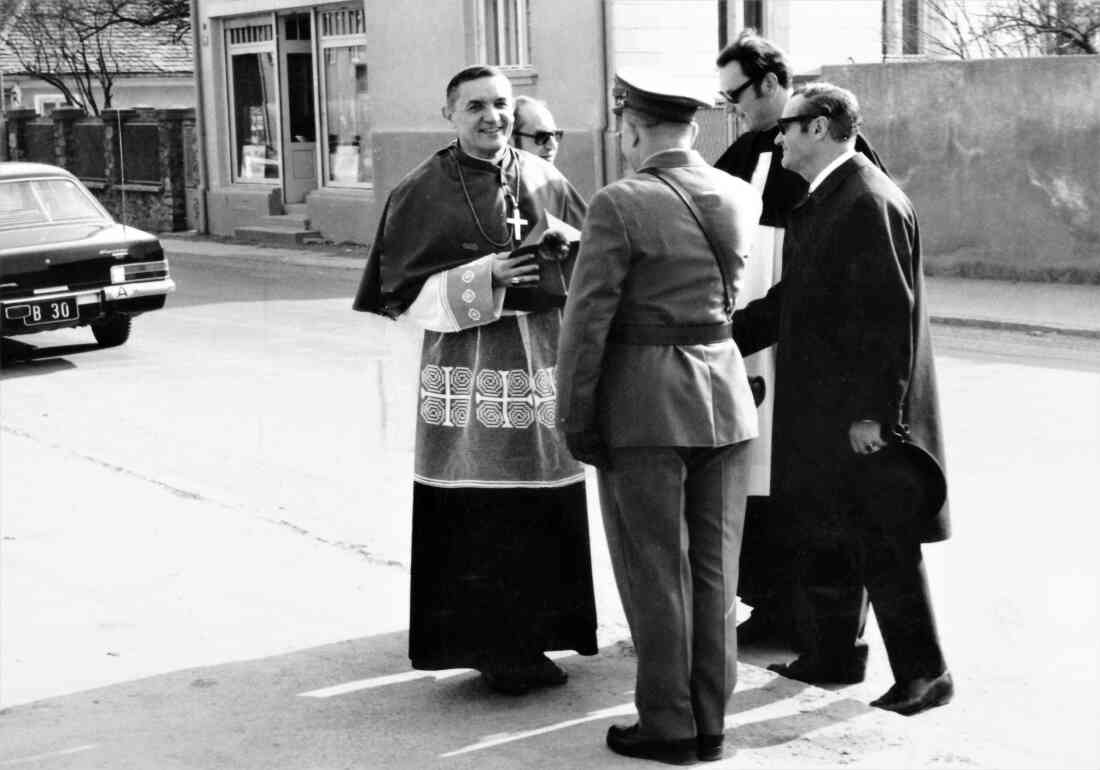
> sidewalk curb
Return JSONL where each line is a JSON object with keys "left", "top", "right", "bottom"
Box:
{"left": 162, "top": 239, "right": 364, "bottom": 271}
{"left": 931, "top": 314, "right": 1100, "bottom": 340}
{"left": 161, "top": 237, "right": 1100, "bottom": 341}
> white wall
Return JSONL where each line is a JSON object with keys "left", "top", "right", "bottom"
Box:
{"left": 7, "top": 77, "right": 194, "bottom": 114}
{"left": 778, "top": 0, "right": 883, "bottom": 74}
{"left": 612, "top": 0, "right": 720, "bottom": 98}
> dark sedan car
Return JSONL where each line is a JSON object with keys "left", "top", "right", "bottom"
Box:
{"left": 0, "top": 162, "right": 175, "bottom": 347}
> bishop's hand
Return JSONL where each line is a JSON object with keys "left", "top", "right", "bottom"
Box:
{"left": 491, "top": 250, "right": 540, "bottom": 288}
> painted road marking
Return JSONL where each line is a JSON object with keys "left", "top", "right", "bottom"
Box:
{"left": 299, "top": 652, "right": 578, "bottom": 699}
{"left": 0, "top": 745, "right": 97, "bottom": 766}
{"left": 298, "top": 669, "right": 471, "bottom": 697}
{"left": 440, "top": 703, "right": 636, "bottom": 757}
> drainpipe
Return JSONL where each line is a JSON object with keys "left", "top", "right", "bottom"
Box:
{"left": 599, "top": 0, "right": 617, "bottom": 186}
{"left": 1, "top": 68, "right": 7, "bottom": 161}
{"left": 190, "top": 0, "right": 210, "bottom": 233}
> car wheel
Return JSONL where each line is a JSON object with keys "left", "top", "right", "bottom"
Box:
{"left": 91, "top": 314, "right": 132, "bottom": 347}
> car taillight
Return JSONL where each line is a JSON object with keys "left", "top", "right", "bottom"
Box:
{"left": 110, "top": 261, "right": 169, "bottom": 283}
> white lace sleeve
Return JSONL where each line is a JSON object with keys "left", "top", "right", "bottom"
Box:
{"left": 402, "top": 253, "right": 506, "bottom": 331}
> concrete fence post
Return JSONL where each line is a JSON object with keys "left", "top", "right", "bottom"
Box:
{"left": 50, "top": 105, "right": 86, "bottom": 169}
{"left": 3, "top": 108, "right": 38, "bottom": 161}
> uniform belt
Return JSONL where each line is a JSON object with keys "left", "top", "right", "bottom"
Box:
{"left": 607, "top": 322, "right": 732, "bottom": 345}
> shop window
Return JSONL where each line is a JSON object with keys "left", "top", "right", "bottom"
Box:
{"left": 230, "top": 48, "right": 280, "bottom": 181}
{"left": 479, "top": 0, "right": 529, "bottom": 66}
{"left": 319, "top": 6, "right": 370, "bottom": 187}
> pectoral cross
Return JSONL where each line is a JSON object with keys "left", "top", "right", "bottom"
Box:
{"left": 506, "top": 207, "right": 528, "bottom": 241}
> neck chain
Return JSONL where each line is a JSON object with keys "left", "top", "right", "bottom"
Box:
{"left": 451, "top": 146, "right": 520, "bottom": 249}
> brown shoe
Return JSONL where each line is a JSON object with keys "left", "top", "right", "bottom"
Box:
{"left": 871, "top": 671, "right": 954, "bottom": 716}
{"left": 606, "top": 724, "right": 696, "bottom": 765}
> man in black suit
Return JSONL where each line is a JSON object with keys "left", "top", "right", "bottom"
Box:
{"left": 731, "top": 82, "right": 954, "bottom": 715}
{"left": 714, "top": 31, "right": 886, "bottom": 650}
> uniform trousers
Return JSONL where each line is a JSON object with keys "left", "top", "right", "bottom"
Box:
{"left": 793, "top": 444, "right": 947, "bottom": 682}
{"left": 597, "top": 442, "right": 749, "bottom": 739}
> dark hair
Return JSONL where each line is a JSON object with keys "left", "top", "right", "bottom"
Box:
{"left": 793, "top": 82, "right": 862, "bottom": 142}
{"left": 715, "top": 29, "right": 791, "bottom": 92}
{"left": 445, "top": 65, "right": 505, "bottom": 110}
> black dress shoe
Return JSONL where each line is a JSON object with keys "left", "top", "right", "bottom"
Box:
{"left": 697, "top": 733, "right": 725, "bottom": 761}
{"left": 871, "top": 671, "right": 954, "bottom": 716}
{"left": 606, "top": 724, "right": 697, "bottom": 765}
{"left": 522, "top": 654, "right": 569, "bottom": 687}
{"left": 767, "top": 651, "right": 867, "bottom": 685}
{"left": 480, "top": 666, "right": 530, "bottom": 695}
{"left": 480, "top": 654, "right": 568, "bottom": 695}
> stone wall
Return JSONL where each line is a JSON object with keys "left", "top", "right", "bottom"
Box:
{"left": 2, "top": 106, "right": 195, "bottom": 234}
{"left": 823, "top": 57, "right": 1100, "bottom": 282}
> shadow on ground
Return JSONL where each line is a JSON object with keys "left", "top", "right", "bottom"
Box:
{"left": 0, "top": 632, "right": 880, "bottom": 770}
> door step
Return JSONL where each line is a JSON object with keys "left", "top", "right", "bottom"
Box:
{"left": 234, "top": 224, "right": 322, "bottom": 246}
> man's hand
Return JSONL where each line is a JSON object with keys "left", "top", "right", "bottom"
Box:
{"left": 491, "top": 250, "right": 540, "bottom": 288}
{"left": 565, "top": 431, "right": 611, "bottom": 470}
{"left": 849, "top": 420, "right": 885, "bottom": 455}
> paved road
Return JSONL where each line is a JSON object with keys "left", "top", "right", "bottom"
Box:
{"left": 1, "top": 254, "right": 1097, "bottom": 768}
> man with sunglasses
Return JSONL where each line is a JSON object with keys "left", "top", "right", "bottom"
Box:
{"left": 731, "top": 82, "right": 953, "bottom": 716}
{"left": 713, "top": 31, "right": 886, "bottom": 653}
{"left": 513, "top": 95, "right": 564, "bottom": 165}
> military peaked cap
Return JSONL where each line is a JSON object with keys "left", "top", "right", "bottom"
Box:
{"left": 612, "top": 67, "right": 714, "bottom": 123}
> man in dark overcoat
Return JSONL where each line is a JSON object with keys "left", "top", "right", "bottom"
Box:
{"left": 714, "top": 31, "right": 888, "bottom": 651}
{"left": 731, "top": 82, "right": 954, "bottom": 716}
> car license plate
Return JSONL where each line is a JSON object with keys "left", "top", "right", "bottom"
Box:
{"left": 24, "top": 296, "right": 78, "bottom": 326}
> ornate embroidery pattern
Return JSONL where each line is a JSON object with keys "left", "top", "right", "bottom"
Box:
{"left": 420, "top": 365, "right": 557, "bottom": 430}
{"left": 420, "top": 365, "right": 473, "bottom": 427}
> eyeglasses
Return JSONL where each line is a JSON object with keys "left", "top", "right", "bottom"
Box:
{"left": 514, "top": 129, "right": 564, "bottom": 146}
{"left": 719, "top": 78, "right": 759, "bottom": 105}
{"left": 776, "top": 112, "right": 829, "bottom": 135}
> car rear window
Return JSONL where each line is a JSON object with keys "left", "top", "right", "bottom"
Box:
{"left": 0, "top": 178, "right": 106, "bottom": 229}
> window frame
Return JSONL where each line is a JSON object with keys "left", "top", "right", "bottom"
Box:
{"left": 224, "top": 14, "right": 282, "bottom": 186}
{"left": 473, "top": 0, "right": 535, "bottom": 82}
{"left": 317, "top": 4, "right": 372, "bottom": 190}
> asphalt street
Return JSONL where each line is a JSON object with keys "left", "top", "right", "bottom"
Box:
{"left": 1, "top": 251, "right": 1098, "bottom": 768}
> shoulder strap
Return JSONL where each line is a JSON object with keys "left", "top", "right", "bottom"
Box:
{"left": 644, "top": 168, "right": 734, "bottom": 319}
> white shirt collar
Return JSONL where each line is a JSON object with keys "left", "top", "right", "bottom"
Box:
{"left": 807, "top": 149, "right": 857, "bottom": 194}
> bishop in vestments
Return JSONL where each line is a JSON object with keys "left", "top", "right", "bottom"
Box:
{"left": 352, "top": 65, "right": 597, "bottom": 695}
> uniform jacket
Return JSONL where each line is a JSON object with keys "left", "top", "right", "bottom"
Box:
{"left": 731, "top": 154, "right": 950, "bottom": 542}
{"left": 556, "top": 148, "right": 762, "bottom": 447}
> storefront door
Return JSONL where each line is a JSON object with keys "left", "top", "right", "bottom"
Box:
{"left": 278, "top": 13, "right": 318, "bottom": 204}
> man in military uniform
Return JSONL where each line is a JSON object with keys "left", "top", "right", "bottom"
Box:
{"left": 556, "top": 69, "right": 762, "bottom": 763}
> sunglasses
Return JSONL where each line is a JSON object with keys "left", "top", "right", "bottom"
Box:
{"left": 776, "top": 112, "right": 829, "bottom": 135}
{"left": 514, "top": 129, "right": 564, "bottom": 146}
{"left": 719, "top": 77, "right": 759, "bottom": 105}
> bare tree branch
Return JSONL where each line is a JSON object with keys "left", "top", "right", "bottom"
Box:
{"left": 922, "top": 0, "right": 1098, "bottom": 57}
{"left": 1, "top": 0, "right": 190, "bottom": 115}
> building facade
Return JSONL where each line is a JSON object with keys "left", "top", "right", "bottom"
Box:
{"left": 190, "top": 0, "right": 948, "bottom": 244}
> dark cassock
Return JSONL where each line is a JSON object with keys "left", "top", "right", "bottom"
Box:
{"left": 713, "top": 128, "right": 886, "bottom": 623}
{"left": 353, "top": 141, "right": 598, "bottom": 670}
